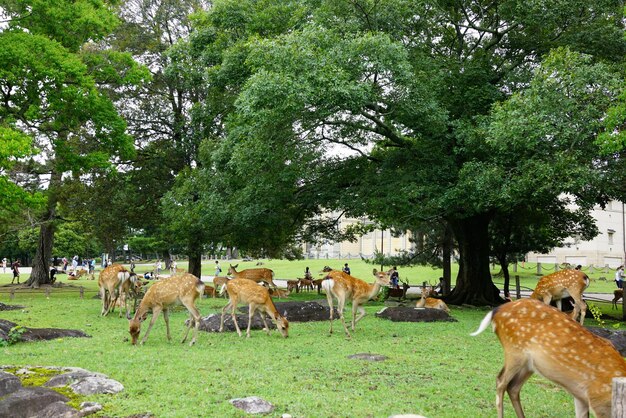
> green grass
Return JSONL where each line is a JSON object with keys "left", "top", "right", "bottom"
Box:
{"left": 0, "top": 259, "right": 623, "bottom": 417}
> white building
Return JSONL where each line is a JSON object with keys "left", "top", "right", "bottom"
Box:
{"left": 527, "top": 200, "right": 626, "bottom": 268}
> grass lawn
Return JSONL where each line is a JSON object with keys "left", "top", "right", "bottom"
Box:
{"left": 0, "top": 259, "right": 623, "bottom": 417}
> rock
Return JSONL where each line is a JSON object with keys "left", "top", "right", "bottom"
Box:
{"left": 229, "top": 396, "right": 275, "bottom": 414}
{"left": 0, "top": 371, "right": 21, "bottom": 396}
{"left": 197, "top": 313, "right": 275, "bottom": 332}
{"left": 587, "top": 327, "right": 626, "bottom": 356}
{"left": 44, "top": 368, "right": 107, "bottom": 387}
{"left": 79, "top": 401, "right": 103, "bottom": 416}
{"left": 39, "top": 401, "right": 80, "bottom": 418}
{"left": 348, "top": 353, "right": 388, "bottom": 362}
{"left": 69, "top": 376, "right": 124, "bottom": 395}
{"left": 0, "top": 302, "right": 24, "bottom": 311}
{"left": 0, "top": 319, "right": 90, "bottom": 343}
{"left": 271, "top": 301, "right": 339, "bottom": 322}
{"left": 0, "top": 387, "right": 69, "bottom": 418}
{"left": 375, "top": 307, "right": 456, "bottom": 322}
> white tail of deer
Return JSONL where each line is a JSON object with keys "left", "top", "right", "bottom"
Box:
{"left": 530, "top": 269, "right": 589, "bottom": 324}
{"left": 415, "top": 285, "right": 449, "bottom": 312}
{"left": 129, "top": 273, "right": 205, "bottom": 346}
{"left": 227, "top": 264, "right": 278, "bottom": 289}
{"left": 219, "top": 278, "right": 288, "bottom": 338}
{"left": 98, "top": 264, "right": 136, "bottom": 318}
{"left": 321, "top": 268, "right": 390, "bottom": 338}
{"left": 471, "top": 298, "right": 626, "bottom": 418}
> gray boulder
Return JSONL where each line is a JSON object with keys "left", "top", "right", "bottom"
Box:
{"left": 230, "top": 396, "right": 275, "bottom": 414}
{"left": 0, "top": 371, "right": 21, "bottom": 397}
{"left": 0, "top": 387, "right": 69, "bottom": 418}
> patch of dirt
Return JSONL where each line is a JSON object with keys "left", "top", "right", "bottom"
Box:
{"left": 375, "top": 306, "right": 457, "bottom": 322}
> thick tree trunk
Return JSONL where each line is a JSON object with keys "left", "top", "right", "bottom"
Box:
{"left": 188, "top": 250, "right": 201, "bottom": 278}
{"left": 444, "top": 214, "right": 504, "bottom": 306}
{"left": 442, "top": 223, "right": 453, "bottom": 296}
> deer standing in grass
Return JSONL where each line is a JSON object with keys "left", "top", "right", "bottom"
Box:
{"left": 415, "top": 285, "right": 449, "bottom": 312}
{"left": 219, "top": 278, "right": 288, "bottom": 338}
{"left": 530, "top": 269, "right": 589, "bottom": 324}
{"left": 228, "top": 264, "right": 278, "bottom": 289}
{"left": 321, "top": 268, "right": 390, "bottom": 338}
{"left": 129, "top": 273, "right": 205, "bottom": 346}
{"left": 98, "top": 264, "right": 136, "bottom": 318}
{"left": 612, "top": 288, "right": 623, "bottom": 309}
{"left": 471, "top": 298, "right": 626, "bottom": 418}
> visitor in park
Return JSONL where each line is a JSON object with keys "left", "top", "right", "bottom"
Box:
{"left": 215, "top": 260, "right": 222, "bottom": 276}
{"left": 155, "top": 259, "right": 162, "bottom": 276}
{"left": 390, "top": 266, "right": 400, "bottom": 289}
{"left": 89, "top": 259, "right": 96, "bottom": 274}
{"left": 50, "top": 265, "right": 57, "bottom": 283}
{"left": 71, "top": 255, "right": 78, "bottom": 271}
{"left": 1, "top": 257, "right": 6, "bottom": 274}
{"left": 616, "top": 266, "right": 624, "bottom": 289}
{"left": 343, "top": 263, "right": 351, "bottom": 275}
{"left": 130, "top": 260, "right": 135, "bottom": 272}
{"left": 144, "top": 271, "right": 153, "bottom": 280}
{"left": 171, "top": 260, "right": 177, "bottom": 274}
{"left": 62, "top": 257, "right": 68, "bottom": 272}
{"left": 11, "top": 260, "right": 20, "bottom": 284}
{"left": 575, "top": 264, "right": 582, "bottom": 270}
{"left": 304, "top": 266, "right": 312, "bottom": 279}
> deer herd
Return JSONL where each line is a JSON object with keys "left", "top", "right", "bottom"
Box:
{"left": 92, "top": 262, "right": 626, "bottom": 417}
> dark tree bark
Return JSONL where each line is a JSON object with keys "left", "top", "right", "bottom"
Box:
{"left": 441, "top": 223, "right": 453, "bottom": 296}
{"left": 444, "top": 214, "right": 504, "bottom": 306}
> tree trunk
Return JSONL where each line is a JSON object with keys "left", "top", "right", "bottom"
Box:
{"left": 499, "top": 256, "right": 511, "bottom": 299}
{"left": 188, "top": 250, "right": 201, "bottom": 278}
{"left": 442, "top": 223, "right": 453, "bottom": 296}
{"left": 444, "top": 214, "right": 504, "bottom": 306}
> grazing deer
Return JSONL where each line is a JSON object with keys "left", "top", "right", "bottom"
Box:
{"left": 286, "top": 280, "right": 300, "bottom": 293}
{"left": 298, "top": 278, "right": 314, "bottom": 292}
{"left": 471, "top": 298, "right": 626, "bottom": 418}
{"left": 129, "top": 273, "right": 205, "bottom": 346}
{"left": 269, "top": 288, "right": 290, "bottom": 298}
{"left": 415, "top": 285, "right": 449, "bottom": 313}
{"left": 612, "top": 288, "right": 623, "bottom": 309}
{"left": 219, "top": 278, "right": 288, "bottom": 338}
{"left": 228, "top": 264, "right": 278, "bottom": 289}
{"left": 98, "top": 264, "right": 135, "bottom": 318}
{"left": 321, "top": 268, "right": 390, "bottom": 338}
{"left": 312, "top": 278, "right": 324, "bottom": 294}
{"left": 530, "top": 269, "right": 589, "bottom": 324}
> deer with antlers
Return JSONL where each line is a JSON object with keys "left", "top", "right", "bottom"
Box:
{"left": 98, "top": 264, "right": 136, "bottom": 318}
{"left": 415, "top": 285, "right": 449, "bottom": 312}
{"left": 219, "top": 278, "right": 288, "bottom": 338}
{"left": 530, "top": 269, "right": 589, "bottom": 324}
{"left": 321, "top": 268, "right": 390, "bottom": 338}
{"left": 227, "top": 264, "right": 278, "bottom": 289}
{"left": 129, "top": 273, "right": 205, "bottom": 346}
{"left": 471, "top": 298, "right": 626, "bottom": 418}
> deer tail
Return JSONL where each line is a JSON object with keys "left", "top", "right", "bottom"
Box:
{"left": 321, "top": 278, "right": 334, "bottom": 293}
{"left": 470, "top": 309, "right": 495, "bottom": 336}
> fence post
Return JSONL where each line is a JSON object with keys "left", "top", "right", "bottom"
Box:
{"left": 612, "top": 377, "right": 626, "bottom": 417}
{"left": 555, "top": 263, "right": 559, "bottom": 271}
{"left": 80, "top": 286, "right": 84, "bottom": 299}
{"left": 606, "top": 264, "right": 610, "bottom": 274}
{"left": 513, "top": 262, "right": 517, "bottom": 273}
{"left": 515, "top": 275, "right": 521, "bottom": 300}
{"left": 10, "top": 288, "right": 15, "bottom": 300}
{"left": 590, "top": 264, "right": 594, "bottom": 274}
{"left": 537, "top": 262, "right": 542, "bottom": 275}
{"left": 45, "top": 287, "right": 50, "bottom": 298}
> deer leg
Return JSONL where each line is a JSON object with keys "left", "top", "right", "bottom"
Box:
{"left": 140, "top": 307, "right": 162, "bottom": 345}
{"left": 571, "top": 296, "right": 586, "bottom": 325}
{"left": 182, "top": 303, "right": 201, "bottom": 346}
{"left": 231, "top": 300, "right": 242, "bottom": 337}
{"left": 163, "top": 309, "right": 171, "bottom": 341}
{"left": 337, "top": 296, "right": 351, "bottom": 338}
{"left": 353, "top": 304, "right": 367, "bottom": 329}
{"left": 219, "top": 301, "right": 231, "bottom": 332}
{"left": 325, "top": 290, "right": 335, "bottom": 335}
{"left": 246, "top": 305, "right": 257, "bottom": 338}
{"left": 257, "top": 308, "right": 272, "bottom": 336}
{"left": 573, "top": 397, "right": 590, "bottom": 418}
{"left": 505, "top": 366, "right": 533, "bottom": 418}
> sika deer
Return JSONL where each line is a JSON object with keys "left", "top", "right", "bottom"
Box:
{"left": 612, "top": 288, "right": 623, "bottom": 309}
{"left": 128, "top": 273, "right": 205, "bottom": 346}
{"left": 219, "top": 278, "right": 288, "bottom": 338}
{"left": 321, "top": 268, "right": 390, "bottom": 338}
{"left": 471, "top": 298, "right": 626, "bottom": 418}
{"left": 530, "top": 269, "right": 589, "bottom": 324}
{"left": 415, "top": 285, "right": 449, "bottom": 313}
{"left": 98, "top": 264, "right": 135, "bottom": 318}
{"left": 227, "top": 264, "right": 278, "bottom": 289}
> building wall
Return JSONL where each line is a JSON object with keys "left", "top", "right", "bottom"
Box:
{"left": 527, "top": 200, "right": 626, "bottom": 267}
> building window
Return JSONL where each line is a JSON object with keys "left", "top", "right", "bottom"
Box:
{"left": 608, "top": 230, "right": 615, "bottom": 246}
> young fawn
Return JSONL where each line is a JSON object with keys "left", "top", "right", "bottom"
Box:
{"left": 321, "top": 268, "right": 390, "bottom": 338}
{"left": 219, "top": 278, "right": 288, "bottom": 338}
{"left": 530, "top": 269, "right": 589, "bottom": 324}
{"left": 129, "top": 273, "right": 205, "bottom": 346}
{"left": 471, "top": 298, "right": 626, "bottom": 418}
{"left": 415, "top": 285, "right": 450, "bottom": 312}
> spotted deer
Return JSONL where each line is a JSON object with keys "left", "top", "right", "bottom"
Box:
{"left": 219, "top": 278, "right": 288, "bottom": 338}
{"left": 321, "top": 268, "right": 390, "bottom": 338}
{"left": 227, "top": 264, "right": 278, "bottom": 289}
{"left": 471, "top": 298, "right": 626, "bottom": 418}
{"left": 530, "top": 269, "right": 589, "bottom": 324}
{"left": 129, "top": 273, "right": 205, "bottom": 346}
{"left": 415, "top": 285, "right": 449, "bottom": 313}
{"left": 98, "top": 264, "right": 135, "bottom": 318}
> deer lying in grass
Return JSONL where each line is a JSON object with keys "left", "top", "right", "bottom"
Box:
{"left": 612, "top": 288, "right": 623, "bottom": 309}
{"left": 269, "top": 288, "right": 290, "bottom": 298}
{"left": 415, "top": 285, "right": 449, "bottom": 313}
{"left": 228, "top": 264, "right": 278, "bottom": 289}
{"left": 98, "top": 264, "right": 135, "bottom": 317}
{"left": 471, "top": 298, "right": 626, "bottom": 418}
{"left": 321, "top": 268, "right": 390, "bottom": 338}
{"left": 129, "top": 273, "right": 205, "bottom": 346}
{"left": 219, "top": 278, "right": 288, "bottom": 338}
{"left": 530, "top": 269, "right": 589, "bottom": 324}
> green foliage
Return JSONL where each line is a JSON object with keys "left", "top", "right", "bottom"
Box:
{"left": 587, "top": 303, "right": 606, "bottom": 328}
{"left": 0, "top": 325, "right": 25, "bottom": 347}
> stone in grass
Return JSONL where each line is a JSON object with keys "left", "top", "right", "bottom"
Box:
{"left": 0, "top": 371, "right": 21, "bottom": 397}
{"left": 375, "top": 306, "right": 456, "bottom": 322}
{"left": 230, "top": 396, "right": 275, "bottom": 414}
{"left": 79, "top": 401, "right": 103, "bottom": 416}
{"left": 45, "top": 367, "right": 124, "bottom": 395}
{"left": 348, "top": 353, "right": 388, "bottom": 362}
{"left": 0, "top": 387, "right": 70, "bottom": 417}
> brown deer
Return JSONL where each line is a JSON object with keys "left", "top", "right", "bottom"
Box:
{"left": 227, "top": 264, "right": 278, "bottom": 289}
{"left": 415, "top": 285, "right": 449, "bottom": 313}
{"left": 529, "top": 269, "right": 589, "bottom": 324}
{"left": 471, "top": 298, "right": 626, "bottom": 418}
{"left": 297, "top": 278, "right": 314, "bottom": 292}
{"left": 98, "top": 264, "right": 135, "bottom": 317}
{"left": 129, "top": 273, "right": 205, "bottom": 346}
{"left": 219, "top": 278, "right": 288, "bottom": 338}
{"left": 268, "top": 288, "right": 290, "bottom": 298}
{"left": 213, "top": 276, "right": 230, "bottom": 297}
{"left": 321, "top": 268, "right": 390, "bottom": 338}
{"left": 612, "top": 288, "right": 623, "bottom": 309}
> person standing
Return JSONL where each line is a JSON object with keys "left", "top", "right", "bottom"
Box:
{"left": 155, "top": 259, "right": 162, "bottom": 276}
{"left": 342, "top": 263, "right": 351, "bottom": 275}
{"left": 616, "top": 266, "right": 624, "bottom": 289}
{"left": 304, "top": 266, "right": 312, "bottom": 279}
{"left": 2, "top": 258, "right": 6, "bottom": 274}
{"left": 215, "top": 260, "right": 222, "bottom": 276}
{"left": 71, "top": 255, "right": 78, "bottom": 271}
{"left": 390, "top": 266, "right": 400, "bottom": 289}
{"left": 11, "top": 260, "right": 20, "bottom": 284}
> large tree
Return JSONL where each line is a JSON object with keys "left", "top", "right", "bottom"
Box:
{"left": 0, "top": 1, "right": 141, "bottom": 287}
{"left": 190, "top": 0, "right": 624, "bottom": 305}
